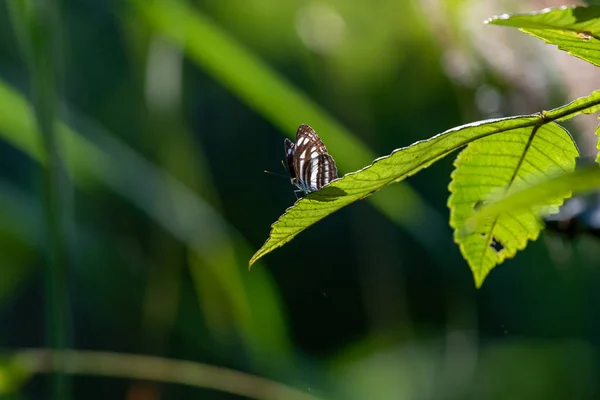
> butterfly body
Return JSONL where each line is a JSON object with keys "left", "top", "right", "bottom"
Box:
{"left": 284, "top": 124, "right": 338, "bottom": 196}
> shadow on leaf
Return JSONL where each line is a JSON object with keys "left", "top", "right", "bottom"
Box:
{"left": 309, "top": 185, "right": 347, "bottom": 202}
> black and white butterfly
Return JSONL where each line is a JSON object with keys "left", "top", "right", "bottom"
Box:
{"left": 284, "top": 124, "right": 338, "bottom": 196}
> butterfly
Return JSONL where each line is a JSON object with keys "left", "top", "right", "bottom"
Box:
{"left": 284, "top": 124, "right": 338, "bottom": 196}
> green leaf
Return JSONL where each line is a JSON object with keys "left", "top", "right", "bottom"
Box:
{"left": 249, "top": 91, "right": 600, "bottom": 268}
{"left": 468, "top": 165, "right": 600, "bottom": 226}
{"left": 449, "top": 123, "right": 578, "bottom": 288}
{"left": 486, "top": 6, "right": 600, "bottom": 67}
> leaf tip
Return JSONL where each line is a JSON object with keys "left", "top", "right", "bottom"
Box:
{"left": 473, "top": 272, "right": 486, "bottom": 289}
{"left": 248, "top": 253, "right": 260, "bottom": 270}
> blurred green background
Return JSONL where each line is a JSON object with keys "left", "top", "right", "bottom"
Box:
{"left": 1, "top": 0, "right": 599, "bottom": 399}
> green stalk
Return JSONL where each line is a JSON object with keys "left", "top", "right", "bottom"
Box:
{"left": 7, "top": 0, "right": 71, "bottom": 398}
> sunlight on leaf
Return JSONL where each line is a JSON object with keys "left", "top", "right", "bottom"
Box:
{"left": 249, "top": 89, "right": 600, "bottom": 268}
{"left": 486, "top": 6, "right": 600, "bottom": 67}
{"left": 449, "top": 123, "right": 578, "bottom": 287}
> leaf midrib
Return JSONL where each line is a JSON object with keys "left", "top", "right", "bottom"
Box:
{"left": 476, "top": 124, "right": 540, "bottom": 271}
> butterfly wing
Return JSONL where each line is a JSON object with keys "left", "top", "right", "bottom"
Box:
{"left": 306, "top": 153, "right": 337, "bottom": 191}
{"left": 293, "top": 124, "right": 338, "bottom": 192}
{"left": 284, "top": 138, "right": 296, "bottom": 180}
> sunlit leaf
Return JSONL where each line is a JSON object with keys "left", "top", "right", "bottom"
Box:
{"left": 449, "top": 123, "right": 578, "bottom": 287}
{"left": 486, "top": 6, "right": 600, "bottom": 67}
{"left": 249, "top": 91, "right": 600, "bottom": 268}
{"left": 468, "top": 165, "right": 600, "bottom": 225}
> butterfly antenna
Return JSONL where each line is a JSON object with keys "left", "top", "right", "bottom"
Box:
{"left": 263, "top": 169, "right": 288, "bottom": 179}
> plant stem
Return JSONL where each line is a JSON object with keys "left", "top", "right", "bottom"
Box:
{"left": 12, "top": 349, "right": 321, "bottom": 400}
{"left": 15, "top": 0, "right": 72, "bottom": 398}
